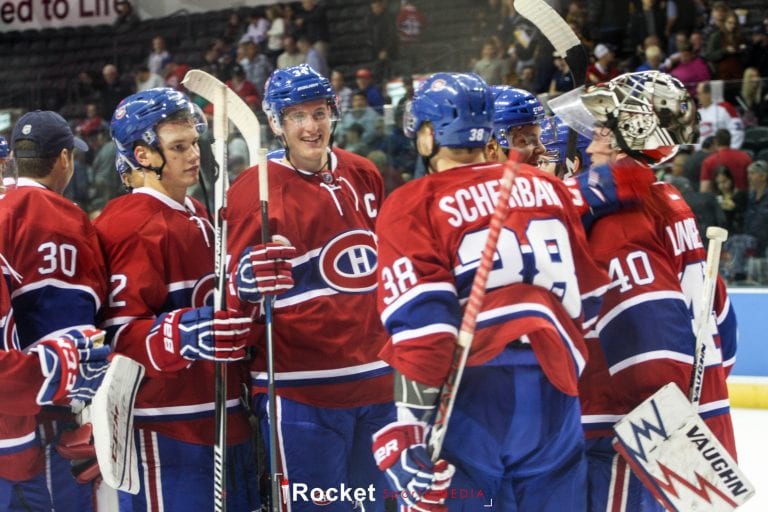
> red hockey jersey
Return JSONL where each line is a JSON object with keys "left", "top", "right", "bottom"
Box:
{"left": 94, "top": 188, "right": 250, "bottom": 445}
{"left": 0, "top": 178, "right": 107, "bottom": 481}
{"left": 571, "top": 160, "right": 735, "bottom": 456}
{"left": 375, "top": 162, "right": 609, "bottom": 396}
{"left": 226, "top": 148, "right": 392, "bottom": 408}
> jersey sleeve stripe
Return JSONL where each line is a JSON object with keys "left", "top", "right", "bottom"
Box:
{"left": 391, "top": 323, "right": 458, "bottom": 344}
{"left": 12, "top": 278, "right": 102, "bottom": 311}
{"left": 608, "top": 349, "right": 693, "bottom": 376}
{"left": 380, "top": 282, "right": 457, "bottom": 325}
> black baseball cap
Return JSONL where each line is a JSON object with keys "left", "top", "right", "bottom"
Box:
{"left": 12, "top": 111, "right": 88, "bottom": 158}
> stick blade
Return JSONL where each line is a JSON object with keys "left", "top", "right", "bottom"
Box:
{"left": 613, "top": 383, "right": 754, "bottom": 511}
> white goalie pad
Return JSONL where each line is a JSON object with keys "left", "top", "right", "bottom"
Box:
{"left": 613, "top": 383, "right": 754, "bottom": 511}
{"left": 92, "top": 354, "right": 145, "bottom": 494}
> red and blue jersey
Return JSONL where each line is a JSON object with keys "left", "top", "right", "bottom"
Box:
{"left": 375, "top": 162, "right": 609, "bottom": 395}
{"left": 568, "top": 160, "right": 735, "bottom": 456}
{"left": 226, "top": 148, "right": 392, "bottom": 408}
{"left": 94, "top": 188, "right": 251, "bottom": 446}
{"left": 0, "top": 179, "right": 107, "bottom": 481}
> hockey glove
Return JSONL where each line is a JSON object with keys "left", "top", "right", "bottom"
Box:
{"left": 34, "top": 328, "right": 111, "bottom": 406}
{"left": 372, "top": 421, "right": 455, "bottom": 512}
{"left": 146, "top": 306, "right": 251, "bottom": 372}
{"left": 56, "top": 422, "right": 100, "bottom": 484}
{"left": 235, "top": 242, "right": 296, "bottom": 303}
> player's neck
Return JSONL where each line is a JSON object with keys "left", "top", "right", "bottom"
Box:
{"left": 431, "top": 148, "right": 486, "bottom": 173}
{"left": 143, "top": 175, "right": 186, "bottom": 205}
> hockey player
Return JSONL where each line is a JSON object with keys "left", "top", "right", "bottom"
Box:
{"left": 0, "top": 253, "right": 110, "bottom": 510}
{"left": 538, "top": 115, "right": 591, "bottom": 177}
{"left": 550, "top": 70, "right": 737, "bottom": 511}
{"left": 0, "top": 110, "right": 108, "bottom": 511}
{"left": 95, "top": 88, "right": 258, "bottom": 511}
{"left": 371, "top": 72, "right": 608, "bottom": 511}
{"left": 490, "top": 86, "right": 547, "bottom": 166}
{"left": 226, "top": 64, "right": 394, "bottom": 511}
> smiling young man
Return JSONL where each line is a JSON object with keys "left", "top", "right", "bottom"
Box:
{"left": 226, "top": 64, "right": 394, "bottom": 511}
{"left": 93, "top": 88, "right": 258, "bottom": 511}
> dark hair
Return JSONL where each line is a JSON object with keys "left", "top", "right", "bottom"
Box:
{"left": 714, "top": 128, "right": 731, "bottom": 146}
{"left": 713, "top": 165, "right": 734, "bottom": 192}
{"left": 14, "top": 140, "right": 58, "bottom": 178}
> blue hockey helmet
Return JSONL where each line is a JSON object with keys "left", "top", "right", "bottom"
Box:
{"left": 110, "top": 87, "right": 206, "bottom": 173}
{"left": 540, "top": 115, "right": 592, "bottom": 173}
{"left": 403, "top": 72, "right": 493, "bottom": 148}
{"left": 493, "top": 87, "right": 546, "bottom": 143}
{"left": 0, "top": 136, "right": 9, "bottom": 158}
{"left": 263, "top": 64, "right": 339, "bottom": 135}
{"left": 490, "top": 85, "right": 512, "bottom": 149}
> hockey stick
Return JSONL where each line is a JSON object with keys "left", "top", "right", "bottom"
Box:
{"left": 613, "top": 227, "right": 755, "bottom": 511}
{"left": 428, "top": 155, "right": 519, "bottom": 461}
{"left": 690, "top": 226, "right": 727, "bottom": 405}
{"left": 514, "top": 0, "right": 587, "bottom": 176}
{"left": 257, "top": 148, "right": 282, "bottom": 511}
{"left": 183, "top": 69, "right": 261, "bottom": 164}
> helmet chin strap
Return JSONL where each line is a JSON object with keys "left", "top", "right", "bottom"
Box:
{"left": 418, "top": 134, "right": 441, "bottom": 175}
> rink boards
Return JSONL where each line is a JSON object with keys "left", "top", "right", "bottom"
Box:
{"left": 728, "top": 288, "right": 768, "bottom": 409}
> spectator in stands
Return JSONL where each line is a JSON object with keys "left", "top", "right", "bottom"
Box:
{"left": 265, "top": 4, "right": 287, "bottom": 66}
{"left": 586, "top": 44, "right": 619, "bottom": 84}
{"left": 75, "top": 103, "right": 108, "bottom": 146}
{"left": 735, "top": 67, "right": 768, "bottom": 128}
{"left": 238, "top": 38, "right": 273, "bottom": 96}
{"left": 713, "top": 166, "right": 748, "bottom": 234}
{"left": 341, "top": 123, "right": 371, "bottom": 156}
{"left": 365, "top": 0, "right": 398, "bottom": 81}
{"left": 635, "top": 45, "right": 665, "bottom": 72}
{"left": 665, "top": 0, "right": 697, "bottom": 53}
{"left": 224, "top": 11, "right": 245, "bottom": 42}
{"left": 99, "top": 64, "right": 133, "bottom": 120}
{"left": 396, "top": 0, "right": 426, "bottom": 74}
{"left": 163, "top": 61, "right": 190, "bottom": 90}
{"left": 667, "top": 175, "right": 726, "bottom": 247}
{"left": 702, "top": 0, "right": 730, "bottom": 40}
{"left": 202, "top": 45, "right": 225, "bottom": 81}
{"left": 135, "top": 65, "right": 165, "bottom": 92}
{"left": 294, "top": 0, "right": 330, "bottom": 60}
{"left": 148, "top": 36, "right": 171, "bottom": 76}
{"left": 297, "top": 36, "right": 328, "bottom": 78}
{"left": 241, "top": 8, "right": 270, "bottom": 49}
{"left": 354, "top": 68, "right": 386, "bottom": 114}
{"left": 89, "top": 132, "right": 118, "bottom": 218}
{"left": 226, "top": 64, "right": 260, "bottom": 110}
{"left": 668, "top": 39, "right": 711, "bottom": 96}
{"left": 367, "top": 149, "right": 405, "bottom": 195}
{"left": 700, "top": 129, "right": 752, "bottom": 193}
{"left": 683, "top": 135, "right": 715, "bottom": 190}
{"left": 744, "top": 160, "right": 768, "bottom": 257}
{"left": 586, "top": 0, "right": 629, "bottom": 50}
{"left": 277, "top": 34, "right": 306, "bottom": 70}
{"left": 114, "top": 0, "right": 140, "bottom": 32}
{"left": 473, "top": 38, "right": 510, "bottom": 86}
{"left": 703, "top": 11, "right": 745, "bottom": 83}
{"left": 72, "top": 70, "right": 100, "bottom": 105}
{"left": 548, "top": 53, "right": 575, "bottom": 97}
{"left": 627, "top": 0, "right": 666, "bottom": 55}
{"left": 696, "top": 80, "right": 744, "bottom": 149}
{"left": 338, "top": 91, "right": 382, "bottom": 148}
{"left": 514, "top": 64, "right": 537, "bottom": 93}
{"left": 330, "top": 69, "right": 354, "bottom": 114}
{"left": 744, "top": 24, "right": 768, "bottom": 78}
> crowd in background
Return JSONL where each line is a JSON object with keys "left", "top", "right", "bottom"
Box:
{"left": 1, "top": 0, "right": 766, "bottom": 285}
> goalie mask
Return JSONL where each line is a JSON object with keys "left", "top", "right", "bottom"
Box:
{"left": 110, "top": 87, "right": 207, "bottom": 173}
{"left": 263, "top": 64, "right": 340, "bottom": 136}
{"left": 403, "top": 72, "right": 493, "bottom": 148}
{"left": 550, "top": 71, "right": 698, "bottom": 164}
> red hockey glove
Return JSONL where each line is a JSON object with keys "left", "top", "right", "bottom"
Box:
{"left": 372, "top": 421, "right": 455, "bottom": 512}
{"left": 146, "top": 306, "right": 251, "bottom": 372}
{"left": 56, "top": 423, "right": 100, "bottom": 484}
{"left": 235, "top": 242, "right": 296, "bottom": 303}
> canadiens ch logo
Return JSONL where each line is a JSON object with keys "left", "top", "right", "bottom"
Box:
{"left": 191, "top": 273, "right": 215, "bottom": 307}
{"left": 318, "top": 230, "right": 377, "bottom": 293}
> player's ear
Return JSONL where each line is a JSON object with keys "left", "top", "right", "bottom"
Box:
{"left": 416, "top": 124, "right": 434, "bottom": 157}
{"left": 134, "top": 145, "right": 152, "bottom": 167}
